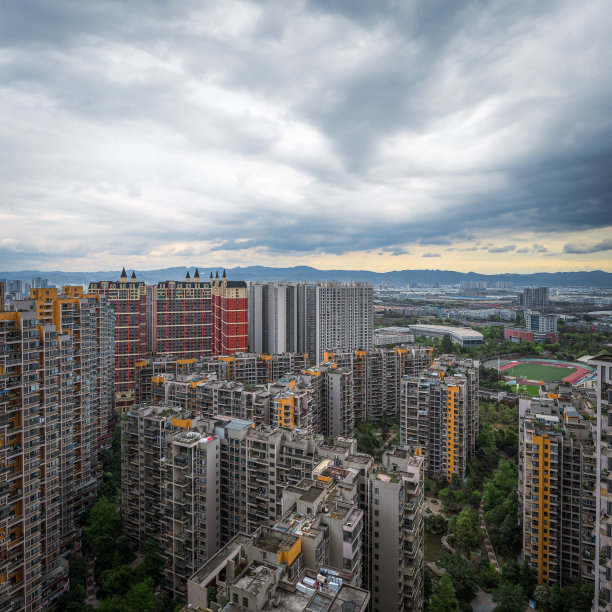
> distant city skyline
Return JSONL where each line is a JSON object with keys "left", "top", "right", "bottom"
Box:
{"left": 1, "top": 1, "right": 611, "bottom": 273}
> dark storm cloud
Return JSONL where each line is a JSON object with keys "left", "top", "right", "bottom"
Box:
{"left": 422, "top": 253, "right": 441, "bottom": 258}
{"left": 0, "top": 0, "right": 611, "bottom": 267}
{"left": 563, "top": 239, "right": 612, "bottom": 254}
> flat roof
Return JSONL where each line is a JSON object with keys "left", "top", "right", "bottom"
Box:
{"left": 189, "top": 533, "right": 250, "bottom": 586}
{"left": 410, "top": 324, "right": 484, "bottom": 340}
{"left": 225, "top": 418, "right": 255, "bottom": 430}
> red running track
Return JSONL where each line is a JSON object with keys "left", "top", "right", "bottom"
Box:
{"left": 497, "top": 360, "right": 590, "bottom": 384}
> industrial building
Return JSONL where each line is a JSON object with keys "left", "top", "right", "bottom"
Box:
{"left": 409, "top": 324, "right": 484, "bottom": 347}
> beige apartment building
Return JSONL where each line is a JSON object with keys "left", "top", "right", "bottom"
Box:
{"left": 591, "top": 353, "right": 612, "bottom": 610}
{"left": 0, "top": 288, "right": 114, "bottom": 611}
{"left": 401, "top": 356, "right": 479, "bottom": 481}
{"left": 518, "top": 397, "right": 596, "bottom": 586}
{"left": 369, "top": 447, "right": 424, "bottom": 612}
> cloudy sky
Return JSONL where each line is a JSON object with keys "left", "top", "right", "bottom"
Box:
{"left": 1, "top": 0, "right": 611, "bottom": 273}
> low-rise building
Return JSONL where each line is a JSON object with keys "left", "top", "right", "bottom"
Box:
{"left": 409, "top": 324, "right": 484, "bottom": 347}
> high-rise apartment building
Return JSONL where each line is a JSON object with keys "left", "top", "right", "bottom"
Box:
{"left": 518, "top": 397, "right": 596, "bottom": 586}
{"left": 211, "top": 270, "right": 248, "bottom": 356}
{"left": 153, "top": 269, "right": 212, "bottom": 357}
{"left": 400, "top": 356, "right": 479, "bottom": 481}
{"left": 525, "top": 311, "right": 558, "bottom": 334}
{"left": 519, "top": 286, "right": 550, "bottom": 309}
{"left": 592, "top": 353, "right": 612, "bottom": 611}
{"left": 91, "top": 269, "right": 248, "bottom": 411}
{"left": 0, "top": 281, "right": 5, "bottom": 312}
{"left": 369, "top": 446, "right": 424, "bottom": 612}
{"left": 249, "top": 281, "right": 374, "bottom": 363}
{"left": 248, "top": 282, "right": 300, "bottom": 354}
{"left": 89, "top": 268, "right": 147, "bottom": 410}
{"left": 121, "top": 392, "right": 427, "bottom": 608}
{"left": 324, "top": 347, "right": 433, "bottom": 422}
{"left": 0, "top": 288, "right": 114, "bottom": 610}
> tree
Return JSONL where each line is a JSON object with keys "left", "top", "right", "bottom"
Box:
{"left": 98, "top": 565, "right": 137, "bottom": 599}
{"left": 533, "top": 584, "right": 549, "bottom": 608}
{"left": 441, "top": 334, "right": 454, "bottom": 354}
{"left": 478, "top": 558, "right": 501, "bottom": 591}
{"left": 449, "top": 508, "right": 482, "bottom": 553}
{"left": 548, "top": 584, "right": 572, "bottom": 612}
{"left": 439, "top": 552, "right": 478, "bottom": 603}
{"left": 492, "top": 583, "right": 526, "bottom": 612}
{"left": 500, "top": 561, "right": 536, "bottom": 597}
{"left": 84, "top": 496, "right": 120, "bottom": 550}
{"left": 138, "top": 537, "right": 163, "bottom": 583}
{"left": 425, "top": 514, "right": 448, "bottom": 535}
{"left": 429, "top": 573, "right": 460, "bottom": 612}
{"left": 124, "top": 578, "right": 156, "bottom": 611}
{"left": 98, "top": 578, "right": 155, "bottom": 612}
{"left": 573, "top": 583, "right": 595, "bottom": 611}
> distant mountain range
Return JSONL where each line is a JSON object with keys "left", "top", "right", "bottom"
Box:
{"left": 2, "top": 266, "right": 612, "bottom": 287}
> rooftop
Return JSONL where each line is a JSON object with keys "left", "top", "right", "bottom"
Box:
{"left": 189, "top": 533, "right": 250, "bottom": 586}
{"left": 233, "top": 562, "right": 276, "bottom": 594}
{"left": 225, "top": 418, "right": 255, "bottom": 431}
{"left": 254, "top": 530, "right": 300, "bottom": 554}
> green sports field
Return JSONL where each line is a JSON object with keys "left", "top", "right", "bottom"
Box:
{"left": 504, "top": 363, "right": 576, "bottom": 381}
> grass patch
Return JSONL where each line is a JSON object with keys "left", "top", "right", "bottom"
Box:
{"left": 517, "top": 384, "right": 540, "bottom": 397}
{"left": 504, "top": 362, "right": 575, "bottom": 381}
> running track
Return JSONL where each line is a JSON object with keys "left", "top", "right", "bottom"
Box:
{"left": 497, "top": 359, "right": 591, "bottom": 384}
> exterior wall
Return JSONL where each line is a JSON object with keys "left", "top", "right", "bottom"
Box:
{"left": 249, "top": 282, "right": 374, "bottom": 364}
{"left": 592, "top": 355, "right": 612, "bottom": 611}
{"left": 369, "top": 450, "right": 424, "bottom": 612}
{"left": 400, "top": 358, "right": 479, "bottom": 481}
{"left": 519, "top": 399, "right": 596, "bottom": 586}
{"left": 212, "top": 279, "right": 248, "bottom": 356}
{"left": 520, "top": 287, "right": 550, "bottom": 309}
{"left": 0, "top": 290, "right": 114, "bottom": 611}
{"left": 525, "top": 311, "right": 558, "bottom": 333}
{"left": 155, "top": 279, "right": 211, "bottom": 357}
{"left": 89, "top": 276, "right": 147, "bottom": 410}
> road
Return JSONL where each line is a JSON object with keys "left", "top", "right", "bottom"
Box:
{"left": 471, "top": 589, "right": 495, "bottom": 612}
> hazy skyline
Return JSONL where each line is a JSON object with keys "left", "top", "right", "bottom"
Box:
{"left": 1, "top": 0, "right": 611, "bottom": 273}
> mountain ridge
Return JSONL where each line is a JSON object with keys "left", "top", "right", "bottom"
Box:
{"left": 2, "top": 266, "right": 611, "bottom": 287}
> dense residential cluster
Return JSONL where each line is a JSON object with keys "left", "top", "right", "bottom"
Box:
{"left": 0, "top": 287, "right": 114, "bottom": 609}
{"left": 0, "top": 272, "right": 611, "bottom": 611}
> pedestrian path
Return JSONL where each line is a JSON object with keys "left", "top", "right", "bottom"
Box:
{"left": 479, "top": 496, "right": 501, "bottom": 572}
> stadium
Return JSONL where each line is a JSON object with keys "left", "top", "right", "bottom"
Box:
{"left": 491, "top": 357, "right": 595, "bottom": 386}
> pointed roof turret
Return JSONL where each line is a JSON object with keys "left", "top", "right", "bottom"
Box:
{"left": 131, "top": 271, "right": 137, "bottom": 280}
{"left": 186, "top": 271, "right": 191, "bottom": 279}
{"left": 222, "top": 269, "right": 227, "bottom": 279}
{"left": 194, "top": 268, "right": 200, "bottom": 281}
{"left": 215, "top": 270, "right": 219, "bottom": 280}
{"left": 120, "top": 267, "right": 128, "bottom": 283}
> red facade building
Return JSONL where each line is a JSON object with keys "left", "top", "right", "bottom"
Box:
{"left": 89, "top": 269, "right": 147, "bottom": 410}
{"left": 91, "top": 268, "right": 248, "bottom": 411}
{"left": 212, "top": 269, "right": 248, "bottom": 355}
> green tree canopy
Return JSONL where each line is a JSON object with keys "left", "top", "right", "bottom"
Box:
{"left": 439, "top": 551, "right": 479, "bottom": 603}
{"left": 492, "top": 583, "right": 526, "bottom": 612}
{"left": 448, "top": 508, "right": 482, "bottom": 553}
{"left": 429, "top": 573, "right": 460, "bottom": 612}
{"left": 441, "top": 333, "right": 455, "bottom": 354}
